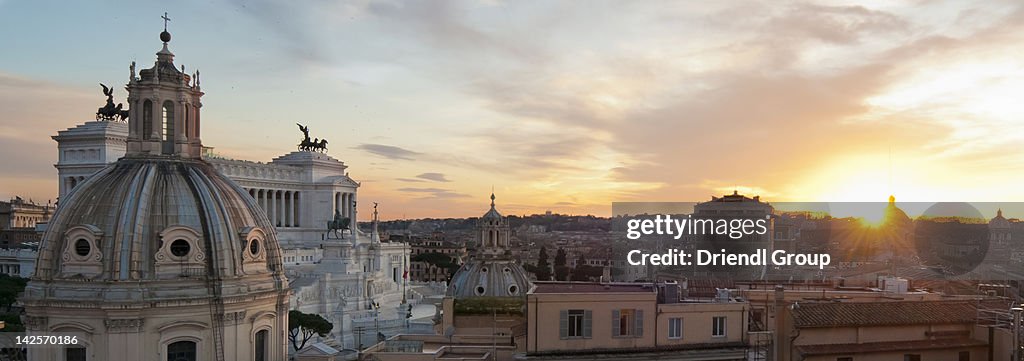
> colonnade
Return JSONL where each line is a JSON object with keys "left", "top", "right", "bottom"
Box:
{"left": 334, "top": 191, "right": 356, "bottom": 222}
{"left": 247, "top": 188, "right": 302, "bottom": 227}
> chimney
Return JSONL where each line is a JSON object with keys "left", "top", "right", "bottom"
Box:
{"left": 661, "top": 281, "right": 679, "bottom": 304}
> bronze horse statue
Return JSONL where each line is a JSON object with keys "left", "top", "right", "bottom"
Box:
{"left": 296, "top": 123, "right": 329, "bottom": 153}
{"left": 326, "top": 209, "right": 350, "bottom": 239}
{"left": 96, "top": 83, "right": 129, "bottom": 121}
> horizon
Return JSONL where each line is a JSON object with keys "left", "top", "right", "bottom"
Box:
{"left": 3, "top": 1, "right": 1024, "bottom": 220}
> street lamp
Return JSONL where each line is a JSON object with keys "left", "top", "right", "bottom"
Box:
{"left": 373, "top": 300, "right": 381, "bottom": 344}
{"left": 406, "top": 304, "right": 413, "bottom": 329}
{"left": 1014, "top": 306, "right": 1023, "bottom": 361}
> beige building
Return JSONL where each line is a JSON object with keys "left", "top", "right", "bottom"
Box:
{"left": 781, "top": 301, "right": 996, "bottom": 361}
{"left": 524, "top": 281, "right": 748, "bottom": 360}
{"left": 0, "top": 197, "right": 54, "bottom": 230}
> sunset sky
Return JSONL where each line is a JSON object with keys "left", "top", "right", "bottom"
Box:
{"left": 2, "top": 0, "right": 1023, "bottom": 219}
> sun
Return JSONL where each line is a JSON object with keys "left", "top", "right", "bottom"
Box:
{"left": 858, "top": 210, "right": 886, "bottom": 228}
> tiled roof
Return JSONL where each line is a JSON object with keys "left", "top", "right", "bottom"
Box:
{"left": 796, "top": 338, "right": 986, "bottom": 355}
{"left": 792, "top": 301, "right": 977, "bottom": 328}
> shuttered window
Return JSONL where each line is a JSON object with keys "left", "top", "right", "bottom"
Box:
{"left": 613, "top": 309, "right": 643, "bottom": 338}
{"left": 560, "top": 309, "right": 592, "bottom": 339}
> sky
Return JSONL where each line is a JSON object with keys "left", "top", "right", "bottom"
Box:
{"left": 1, "top": 0, "right": 1024, "bottom": 220}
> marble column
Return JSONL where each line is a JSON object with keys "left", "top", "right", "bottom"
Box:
{"left": 285, "top": 191, "right": 293, "bottom": 227}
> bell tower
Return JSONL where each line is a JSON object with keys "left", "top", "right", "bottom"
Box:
{"left": 125, "top": 14, "right": 204, "bottom": 158}
{"left": 477, "top": 193, "right": 511, "bottom": 257}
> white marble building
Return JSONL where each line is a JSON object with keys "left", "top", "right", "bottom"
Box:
{"left": 0, "top": 248, "right": 35, "bottom": 277}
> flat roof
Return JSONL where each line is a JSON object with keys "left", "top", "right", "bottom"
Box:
{"left": 530, "top": 282, "right": 656, "bottom": 294}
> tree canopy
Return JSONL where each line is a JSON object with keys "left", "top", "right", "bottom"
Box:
{"left": 533, "top": 247, "right": 551, "bottom": 281}
{"left": 288, "top": 310, "right": 333, "bottom": 351}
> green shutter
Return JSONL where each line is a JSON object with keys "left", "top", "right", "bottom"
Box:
{"left": 559, "top": 310, "right": 568, "bottom": 339}
{"left": 612, "top": 309, "right": 620, "bottom": 337}
{"left": 583, "top": 310, "right": 593, "bottom": 338}
{"left": 634, "top": 309, "right": 644, "bottom": 337}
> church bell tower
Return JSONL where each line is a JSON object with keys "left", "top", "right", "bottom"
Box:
{"left": 126, "top": 15, "right": 204, "bottom": 158}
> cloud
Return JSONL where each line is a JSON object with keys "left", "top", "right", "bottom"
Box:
{"left": 396, "top": 178, "right": 426, "bottom": 183}
{"left": 397, "top": 187, "right": 470, "bottom": 199}
{"left": 354, "top": 143, "right": 421, "bottom": 160}
{"left": 415, "top": 172, "right": 451, "bottom": 182}
{"left": 0, "top": 72, "right": 96, "bottom": 201}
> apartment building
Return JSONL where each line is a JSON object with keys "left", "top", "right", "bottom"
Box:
{"left": 524, "top": 281, "right": 748, "bottom": 360}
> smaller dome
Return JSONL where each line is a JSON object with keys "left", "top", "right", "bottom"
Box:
{"left": 990, "top": 209, "right": 1010, "bottom": 229}
{"left": 883, "top": 195, "right": 912, "bottom": 228}
{"left": 446, "top": 259, "right": 532, "bottom": 298}
{"left": 482, "top": 208, "right": 502, "bottom": 221}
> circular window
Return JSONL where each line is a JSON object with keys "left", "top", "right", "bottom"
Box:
{"left": 481, "top": 267, "right": 488, "bottom": 273}
{"left": 74, "top": 238, "right": 91, "bottom": 256}
{"left": 170, "top": 239, "right": 191, "bottom": 257}
{"left": 508, "top": 285, "right": 518, "bottom": 295}
{"left": 249, "top": 239, "right": 261, "bottom": 256}
{"left": 475, "top": 286, "right": 485, "bottom": 295}
{"left": 503, "top": 267, "right": 511, "bottom": 273}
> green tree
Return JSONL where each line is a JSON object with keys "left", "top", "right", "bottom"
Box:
{"left": 571, "top": 253, "right": 592, "bottom": 281}
{"left": 0, "top": 275, "right": 27, "bottom": 312}
{"left": 554, "top": 248, "right": 569, "bottom": 281}
{"left": 288, "top": 310, "right": 333, "bottom": 352}
{"left": 534, "top": 247, "right": 551, "bottom": 281}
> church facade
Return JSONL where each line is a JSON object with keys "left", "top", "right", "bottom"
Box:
{"left": 25, "top": 26, "right": 291, "bottom": 361}
{"left": 48, "top": 25, "right": 411, "bottom": 353}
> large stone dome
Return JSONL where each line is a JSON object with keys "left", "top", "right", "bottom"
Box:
{"left": 23, "top": 27, "right": 290, "bottom": 361}
{"left": 29, "top": 156, "right": 287, "bottom": 284}
{"left": 22, "top": 156, "right": 291, "bottom": 360}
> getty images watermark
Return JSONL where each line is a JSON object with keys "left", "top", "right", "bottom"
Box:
{"left": 612, "top": 201, "right": 1020, "bottom": 281}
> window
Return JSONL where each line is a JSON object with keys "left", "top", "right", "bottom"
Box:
{"left": 560, "top": 309, "right": 592, "bottom": 338}
{"left": 162, "top": 100, "right": 175, "bottom": 154}
{"left": 904, "top": 355, "right": 921, "bottom": 361}
{"left": 254, "top": 330, "right": 268, "bottom": 361}
{"left": 162, "top": 101, "right": 174, "bottom": 142}
{"left": 170, "top": 239, "right": 191, "bottom": 257}
{"left": 74, "top": 238, "right": 91, "bottom": 256}
{"left": 249, "top": 239, "right": 261, "bottom": 256}
{"left": 712, "top": 316, "right": 726, "bottom": 337}
{"left": 66, "top": 347, "right": 87, "bottom": 361}
{"left": 668, "top": 317, "right": 682, "bottom": 339}
{"left": 958, "top": 351, "right": 970, "bottom": 361}
{"left": 167, "top": 340, "right": 196, "bottom": 361}
{"left": 612, "top": 309, "right": 643, "bottom": 337}
{"left": 143, "top": 100, "right": 153, "bottom": 140}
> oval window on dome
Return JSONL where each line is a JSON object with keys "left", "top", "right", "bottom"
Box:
{"left": 249, "top": 239, "right": 261, "bottom": 256}
{"left": 170, "top": 239, "right": 191, "bottom": 257}
{"left": 481, "top": 267, "right": 488, "bottom": 273}
{"left": 508, "top": 285, "right": 518, "bottom": 295}
{"left": 74, "top": 238, "right": 91, "bottom": 257}
{"left": 475, "top": 286, "right": 485, "bottom": 295}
